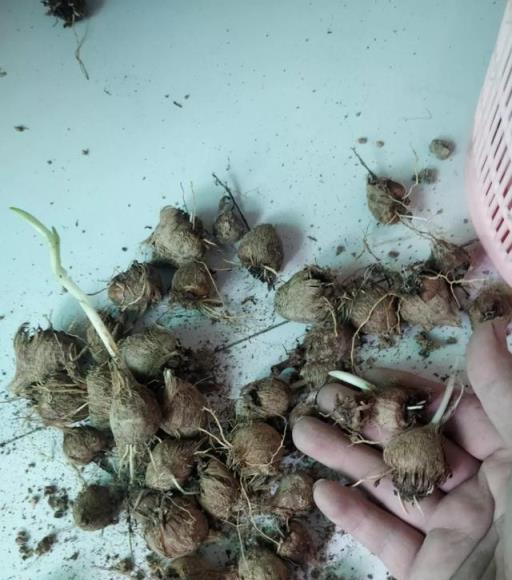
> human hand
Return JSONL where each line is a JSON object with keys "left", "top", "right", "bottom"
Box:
{"left": 292, "top": 319, "right": 512, "bottom": 580}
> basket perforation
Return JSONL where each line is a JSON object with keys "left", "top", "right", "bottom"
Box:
{"left": 468, "top": 1, "right": 512, "bottom": 278}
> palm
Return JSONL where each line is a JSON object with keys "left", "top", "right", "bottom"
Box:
{"left": 293, "top": 319, "right": 512, "bottom": 580}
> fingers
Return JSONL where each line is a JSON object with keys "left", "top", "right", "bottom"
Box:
{"left": 317, "top": 383, "right": 480, "bottom": 491}
{"left": 467, "top": 318, "right": 512, "bottom": 445}
{"left": 293, "top": 416, "right": 442, "bottom": 531}
{"left": 363, "top": 367, "right": 503, "bottom": 459}
{"left": 313, "top": 479, "right": 422, "bottom": 580}
{"left": 408, "top": 474, "right": 494, "bottom": 580}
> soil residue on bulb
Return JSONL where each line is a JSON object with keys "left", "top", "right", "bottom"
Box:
{"left": 468, "top": 285, "right": 512, "bottom": 327}
{"left": 213, "top": 196, "right": 247, "bottom": 245}
{"left": 147, "top": 206, "right": 206, "bottom": 266}
{"left": 171, "top": 261, "right": 222, "bottom": 315}
{"left": 400, "top": 276, "right": 459, "bottom": 330}
{"left": 108, "top": 261, "right": 162, "bottom": 315}
{"left": 383, "top": 424, "right": 450, "bottom": 500}
{"left": 341, "top": 266, "right": 401, "bottom": 338}
{"left": 237, "top": 224, "right": 284, "bottom": 287}
{"left": 160, "top": 370, "right": 206, "bottom": 438}
{"left": 274, "top": 266, "right": 336, "bottom": 324}
{"left": 10, "top": 324, "right": 84, "bottom": 398}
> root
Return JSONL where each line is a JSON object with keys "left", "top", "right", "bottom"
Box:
{"left": 212, "top": 172, "right": 250, "bottom": 231}
{"left": 398, "top": 214, "right": 433, "bottom": 238}
{"left": 423, "top": 272, "right": 484, "bottom": 308}
{"left": 118, "top": 278, "right": 151, "bottom": 311}
{"left": 397, "top": 492, "right": 408, "bottom": 515}
{"left": 431, "top": 373, "right": 458, "bottom": 427}
{"left": 72, "top": 21, "right": 90, "bottom": 80}
{"left": 362, "top": 234, "right": 382, "bottom": 264}
{"left": 236, "top": 512, "right": 247, "bottom": 568}
{"left": 413, "top": 496, "right": 424, "bottom": 517}
{"left": 269, "top": 418, "right": 287, "bottom": 465}
{"left": 198, "top": 260, "right": 225, "bottom": 307}
{"left": 0, "top": 426, "right": 44, "bottom": 449}
{"left": 263, "top": 264, "right": 280, "bottom": 280}
{"left": 197, "top": 428, "right": 231, "bottom": 452}
{"left": 202, "top": 406, "right": 232, "bottom": 449}
{"left": 243, "top": 418, "right": 287, "bottom": 471}
{"left": 349, "top": 291, "right": 399, "bottom": 370}
{"left": 405, "top": 149, "right": 421, "bottom": 200}
{"left": 349, "top": 436, "right": 383, "bottom": 446}
{"left": 190, "top": 181, "right": 197, "bottom": 230}
{"left": 147, "top": 448, "right": 195, "bottom": 495}
{"left": 239, "top": 480, "right": 280, "bottom": 548}
{"left": 68, "top": 400, "right": 88, "bottom": 420}
{"left": 440, "top": 376, "right": 465, "bottom": 425}
{"left": 129, "top": 444, "right": 135, "bottom": 484}
{"left": 351, "top": 147, "right": 378, "bottom": 180}
{"left": 322, "top": 296, "right": 338, "bottom": 336}
{"left": 351, "top": 468, "right": 391, "bottom": 488}
{"left": 169, "top": 495, "right": 195, "bottom": 520}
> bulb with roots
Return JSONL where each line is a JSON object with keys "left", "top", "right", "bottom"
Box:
{"left": 382, "top": 374, "right": 461, "bottom": 501}
{"left": 327, "top": 370, "right": 428, "bottom": 437}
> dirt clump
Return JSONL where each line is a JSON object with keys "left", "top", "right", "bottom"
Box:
{"left": 42, "top": 0, "right": 87, "bottom": 27}
{"left": 72, "top": 484, "right": 122, "bottom": 531}
{"left": 429, "top": 138, "right": 454, "bottom": 160}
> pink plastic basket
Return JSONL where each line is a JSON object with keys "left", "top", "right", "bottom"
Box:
{"left": 467, "top": 0, "right": 512, "bottom": 285}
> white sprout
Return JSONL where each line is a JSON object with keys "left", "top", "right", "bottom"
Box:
{"left": 328, "top": 370, "right": 377, "bottom": 392}
{"left": 431, "top": 374, "right": 456, "bottom": 426}
{"left": 11, "top": 208, "right": 118, "bottom": 360}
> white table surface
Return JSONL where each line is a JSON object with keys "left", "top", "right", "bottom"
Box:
{"left": 0, "top": 1, "right": 506, "bottom": 578}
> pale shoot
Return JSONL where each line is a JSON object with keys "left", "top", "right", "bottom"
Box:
{"left": 328, "top": 370, "right": 377, "bottom": 392}
{"left": 11, "top": 208, "right": 118, "bottom": 360}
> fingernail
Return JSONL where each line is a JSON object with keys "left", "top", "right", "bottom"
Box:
{"left": 314, "top": 386, "right": 326, "bottom": 407}
{"left": 313, "top": 478, "right": 327, "bottom": 491}
{"left": 292, "top": 415, "right": 307, "bottom": 428}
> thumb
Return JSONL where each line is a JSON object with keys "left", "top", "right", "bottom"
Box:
{"left": 467, "top": 318, "right": 512, "bottom": 445}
